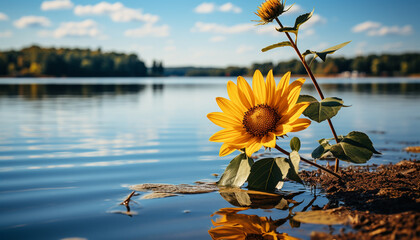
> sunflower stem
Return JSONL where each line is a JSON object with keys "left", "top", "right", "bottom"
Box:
{"left": 275, "top": 17, "right": 341, "bottom": 173}
{"left": 275, "top": 145, "right": 341, "bottom": 179}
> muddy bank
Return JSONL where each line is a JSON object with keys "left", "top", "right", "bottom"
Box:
{"left": 300, "top": 160, "right": 420, "bottom": 239}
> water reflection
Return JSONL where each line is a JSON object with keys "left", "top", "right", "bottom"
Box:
{"left": 209, "top": 207, "right": 299, "bottom": 240}
{"left": 108, "top": 191, "right": 140, "bottom": 217}
{"left": 209, "top": 189, "right": 315, "bottom": 240}
{"left": 0, "top": 84, "right": 146, "bottom": 99}
{"left": 309, "top": 82, "right": 420, "bottom": 95}
{"left": 0, "top": 81, "right": 419, "bottom": 100}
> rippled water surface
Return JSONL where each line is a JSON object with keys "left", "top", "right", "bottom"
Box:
{"left": 1, "top": 77, "right": 419, "bottom": 240}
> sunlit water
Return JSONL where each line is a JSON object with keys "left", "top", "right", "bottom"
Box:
{"left": 0, "top": 77, "right": 419, "bottom": 240}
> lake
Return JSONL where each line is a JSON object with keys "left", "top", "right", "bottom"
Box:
{"left": 0, "top": 76, "right": 419, "bottom": 240}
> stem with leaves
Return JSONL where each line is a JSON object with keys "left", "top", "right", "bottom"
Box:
{"left": 274, "top": 145, "right": 341, "bottom": 179}
{"left": 275, "top": 17, "right": 341, "bottom": 172}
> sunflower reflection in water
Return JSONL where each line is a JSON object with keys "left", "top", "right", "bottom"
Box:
{"left": 208, "top": 207, "right": 299, "bottom": 240}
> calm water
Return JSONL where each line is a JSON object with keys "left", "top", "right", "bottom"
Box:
{"left": 0, "top": 77, "right": 419, "bottom": 240}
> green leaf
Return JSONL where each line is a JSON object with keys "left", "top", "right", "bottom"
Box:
{"left": 217, "top": 153, "right": 254, "bottom": 187}
{"left": 329, "top": 131, "right": 380, "bottom": 163}
{"left": 311, "top": 138, "right": 332, "bottom": 159}
{"left": 262, "top": 41, "right": 292, "bottom": 52}
{"left": 304, "top": 41, "right": 351, "bottom": 62}
{"left": 290, "top": 137, "right": 301, "bottom": 152}
{"left": 287, "top": 151, "right": 303, "bottom": 184}
{"left": 247, "top": 157, "right": 289, "bottom": 192}
{"left": 295, "top": 9, "right": 314, "bottom": 29}
{"left": 297, "top": 95, "right": 347, "bottom": 123}
{"left": 277, "top": 10, "right": 314, "bottom": 36}
{"left": 276, "top": 27, "right": 298, "bottom": 35}
{"left": 302, "top": 50, "right": 314, "bottom": 58}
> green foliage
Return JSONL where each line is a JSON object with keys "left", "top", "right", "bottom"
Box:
{"left": 311, "top": 138, "right": 332, "bottom": 159}
{"left": 247, "top": 156, "right": 303, "bottom": 192}
{"left": 277, "top": 10, "right": 314, "bottom": 36}
{"left": 312, "top": 132, "right": 380, "bottom": 163}
{"left": 152, "top": 53, "right": 420, "bottom": 77}
{"left": 151, "top": 60, "right": 164, "bottom": 76}
{"left": 0, "top": 45, "right": 148, "bottom": 77}
{"left": 217, "top": 153, "right": 254, "bottom": 188}
{"left": 287, "top": 151, "right": 303, "bottom": 184}
{"left": 262, "top": 41, "right": 292, "bottom": 52}
{"left": 297, "top": 95, "right": 347, "bottom": 123}
{"left": 290, "top": 137, "right": 301, "bottom": 152}
{"left": 247, "top": 157, "right": 289, "bottom": 192}
{"left": 303, "top": 41, "right": 351, "bottom": 62}
{"left": 330, "top": 131, "right": 381, "bottom": 163}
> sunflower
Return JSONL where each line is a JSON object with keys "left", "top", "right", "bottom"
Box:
{"left": 255, "top": 0, "right": 285, "bottom": 24}
{"left": 207, "top": 70, "right": 311, "bottom": 157}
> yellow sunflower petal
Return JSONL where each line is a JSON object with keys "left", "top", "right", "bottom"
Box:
{"left": 289, "top": 118, "right": 311, "bottom": 132}
{"left": 261, "top": 132, "right": 276, "bottom": 148}
{"left": 276, "top": 71, "right": 290, "bottom": 97}
{"left": 245, "top": 141, "right": 262, "bottom": 157}
{"left": 207, "top": 112, "right": 242, "bottom": 128}
{"left": 237, "top": 76, "right": 255, "bottom": 109}
{"left": 227, "top": 81, "right": 247, "bottom": 112}
{"left": 225, "top": 133, "right": 254, "bottom": 147}
{"left": 274, "top": 123, "right": 293, "bottom": 136}
{"left": 273, "top": 72, "right": 292, "bottom": 112}
{"left": 219, "top": 143, "right": 238, "bottom": 157}
{"left": 286, "top": 78, "right": 305, "bottom": 111}
{"left": 280, "top": 102, "right": 310, "bottom": 124}
{"left": 265, "top": 70, "right": 276, "bottom": 106}
{"left": 216, "top": 97, "right": 243, "bottom": 121}
{"left": 209, "top": 128, "right": 244, "bottom": 142}
{"left": 252, "top": 69, "right": 266, "bottom": 105}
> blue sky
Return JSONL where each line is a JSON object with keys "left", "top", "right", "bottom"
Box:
{"left": 0, "top": 0, "right": 419, "bottom": 67}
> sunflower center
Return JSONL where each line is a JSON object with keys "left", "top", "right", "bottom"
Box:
{"left": 243, "top": 104, "right": 280, "bottom": 137}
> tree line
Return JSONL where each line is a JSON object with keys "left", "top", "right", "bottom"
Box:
{"left": 166, "top": 53, "right": 420, "bottom": 77}
{"left": 0, "top": 45, "right": 418, "bottom": 77}
{"left": 0, "top": 45, "right": 161, "bottom": 77}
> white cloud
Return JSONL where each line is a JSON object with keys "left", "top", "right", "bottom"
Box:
{"left": 0, "top": 31, "right": 12, "bottom": 38}
{"left": 39, "top": 19, "right": 102, "bottom": 38}
{"left": 219, "top": 3, "right": 241, "bottom": 13}
{"left": 284, "top": 4, "right": 303, "bottom": 15}
{"left": 300, "top": 29, "right": 315, "bottom": 38}
{"left": 301, "top": 14, "right": 326, "bottom": 29}
{"left": 255, "top": 25, "right": 277, "bottom": 36}
{"left": 194, "top": 2, "right": 241, "bottom": 14}
{"left": 236, "top": 45, "right": 254, "bottom": 54}
{"left": 352, "top": 21, "right": 381, "bottom": 33}
{"left": 194, "top": 2, "right": 215, "bottom": 13}
{"left": 14, "top": 16, "right": 51, "bottom": 28}
{"left": 124, "top": 24, "right": 170, "bottom": 38}
{"left": 0, "top": 12, "right": 9, "bottom": 21}
{"left": 209, "top": 36, "right": 226, "bottom": 42}
{"left": 74, "top": 2, "right": 159, "bottom": 23}
{"left": 41, "top": 0, "right": 74, "bottom": 11}
{"left": 191, "top": 22, "right": 253, "bottom": 34}
{"left": 352, "top": 21, "right": 413, "bottom": 36}
{"left": 368, "top": 25, "right": 413, "bottom": 36}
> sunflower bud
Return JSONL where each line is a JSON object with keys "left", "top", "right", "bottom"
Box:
{"left": 255, "top": 0, "right": 285, "bottom": 24}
